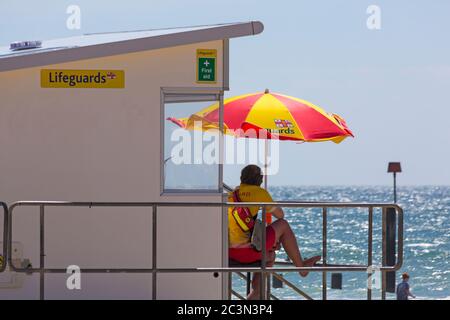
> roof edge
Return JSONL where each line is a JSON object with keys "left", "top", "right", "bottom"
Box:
{"left": 251, "top": 21, "right": 264, "bottom": 35}
{"left": 0, "top": 21, "right": 264, "bottom": 72}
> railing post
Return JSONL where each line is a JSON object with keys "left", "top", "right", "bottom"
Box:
{"left": 152, "top": 205, "right": 157, "bottom": 300}
{"left": 322, "top": 207, "right": 327, "bottom": 300}
{"left": 385, "top": 206, "right": 397, "bottom": 293}
{"left": 265, "top": 206, "right": 271, "bottom": 300}
{"left": 228, "top": 273, "right": 232, "bottom": 300}
{"left": 1, "top": 202, "right": 7, "bottom": 273}
{"left": 39, "top": 205, "right": 45, "bottom": 300}
{"left": 381, "top": 208, "right": 386, "bottom": 300}
{"left": 7, "top": 204, "right": 12, "bottom": 273}
{"left": 367, "top": 207, "right": 373, "bottom": 300}
{"left": 397, "top": 206, "right": 404, "bottom": 271}
{"left": 260, "top": 204, "right": 267, "bottom": 300}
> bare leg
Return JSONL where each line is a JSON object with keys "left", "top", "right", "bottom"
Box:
{"left": 247, "top": 273, "right": 261, "bottom": 300}
{"left": 247, "top": 251, "right": 275, "bottom": 300}
{"left": 270, "top": 219, "right": 321, "bottom": 277}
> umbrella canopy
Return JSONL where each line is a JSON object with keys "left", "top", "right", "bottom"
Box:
{"left": 168, "top": 90, "right": 354, "bottom": 143}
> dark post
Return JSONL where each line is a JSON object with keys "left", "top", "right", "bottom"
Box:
{"left": 385, "top": 162, "right": 401, "bottom": 293}
{"left": 388, "top": 162, "right": 401, "bottom": 203}
{"left": 393, "top": 172, "right": 397, "bottom": 203}
{"left": 385, "top": 207, "right": 397, "bottom": 293}
{"left": 331, "top": 273, "right": 342, "bottom": 289}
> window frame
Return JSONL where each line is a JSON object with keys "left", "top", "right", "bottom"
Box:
{"left": 160, "top": 87, "right": 224, "bottom": 195}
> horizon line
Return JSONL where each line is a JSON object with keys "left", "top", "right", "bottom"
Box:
{"left": 262, "top": 184, "right": 450, "bottom": 187}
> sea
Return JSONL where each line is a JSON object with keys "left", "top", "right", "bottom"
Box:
{"left": 231, "top": 186, "right": 450, "bottom": 300}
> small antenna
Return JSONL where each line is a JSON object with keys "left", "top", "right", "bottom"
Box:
{"left": 10, "top": 40, "right": 42, "bottom": 51}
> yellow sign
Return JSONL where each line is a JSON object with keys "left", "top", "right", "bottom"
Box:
{"left": 196, "top": 49, "right": 216, "bottom": 83}
{"left": 41, "top": 69, "right": 125, "bottom": 88}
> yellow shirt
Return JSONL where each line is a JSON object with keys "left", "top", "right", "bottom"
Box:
{"left": 228, "top": 183, "right": 274, "bottom": 247}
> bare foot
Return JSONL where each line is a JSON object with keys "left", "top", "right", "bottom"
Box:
{"left": 299, "top": 255, "right": 321, "bottom": 277}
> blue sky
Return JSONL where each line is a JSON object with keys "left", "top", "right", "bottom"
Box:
{"left": 1, "top": 0, "right": 449, "bottom": 186}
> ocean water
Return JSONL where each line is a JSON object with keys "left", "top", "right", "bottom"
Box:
{"left": 231, "top": 186, "right": 450, "bottom": 300}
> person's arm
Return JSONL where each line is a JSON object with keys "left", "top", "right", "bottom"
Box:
{"left": 261, "top": 189, "right": 284, "bottom": 219}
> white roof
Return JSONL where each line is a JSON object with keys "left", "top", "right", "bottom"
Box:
{"left": 0, "top": 21, "right": 263, "bottom": 72}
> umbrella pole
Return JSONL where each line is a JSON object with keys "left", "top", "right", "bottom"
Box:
{"left": 264, "top": 139, "right": 268, "bottom": 190}
{"left": 260, "top": 138, "right": 269, "bottom": 299}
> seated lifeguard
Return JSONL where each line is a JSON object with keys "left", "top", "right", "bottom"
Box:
{"left": 228, "top": 164, "right": 321, "bottom": 300}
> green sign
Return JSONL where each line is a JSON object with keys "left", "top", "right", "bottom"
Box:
{"left": 197, "top": 49, "right": 216, "bottom": 83}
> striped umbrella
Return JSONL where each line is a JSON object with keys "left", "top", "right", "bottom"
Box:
{"left": 167, "top": 89, "right": 354, "bottom": 143}
{"left": 168, "top": 90, "right": 353, "bottom": 224}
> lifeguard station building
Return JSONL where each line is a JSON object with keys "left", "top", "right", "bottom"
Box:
{"left": 0, "top": 22, "right": 264, "bottom": 299}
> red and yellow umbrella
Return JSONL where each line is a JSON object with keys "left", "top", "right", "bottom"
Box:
{"left": 168, "top": 90, "right": 354, "bottom": 143}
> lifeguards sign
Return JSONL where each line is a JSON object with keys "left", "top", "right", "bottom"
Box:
{"left": 196, "top": 49, "right": 216, "bottom": 83}
{"left": 40, "top": 69, "right": 125, "bottom": 88}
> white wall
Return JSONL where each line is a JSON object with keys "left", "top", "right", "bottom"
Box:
{"left": 0, "top": 40, "right": 226, "bottom": 299}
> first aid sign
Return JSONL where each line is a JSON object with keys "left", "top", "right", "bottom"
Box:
{"left": 196, "top": 49, "right": 216, "bottom": 83}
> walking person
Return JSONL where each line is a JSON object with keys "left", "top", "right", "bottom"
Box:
{"left": 397, "top": 272, "right": 416, "bottom": 300}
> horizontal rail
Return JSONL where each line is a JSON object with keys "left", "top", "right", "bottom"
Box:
{"left": 9, "top": 201, "right": 403, "bottom": 209}
{"left": 7, "top": 265, "right": 400, "bottom": 273}
{"left": 0, "top": 202, "right": 7, "bottom": 273}
{"left": 8, "top": 260, "right": 378, "bottom": 274}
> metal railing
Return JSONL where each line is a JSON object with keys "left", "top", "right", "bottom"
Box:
{"left": 7, "top": 201, "right": 403, "bottom": 300}
{"left": 229, "top": 203, "right": 403, "bottom": 300}
{"left": 0, "top": 202, "right": 7, "bottom": 273}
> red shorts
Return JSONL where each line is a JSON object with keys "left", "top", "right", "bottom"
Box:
{"left": 229, "top": 225, "right": 276, "bottom": 264}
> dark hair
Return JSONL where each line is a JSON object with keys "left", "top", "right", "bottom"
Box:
{"left": 240, "top": 165, "right": 263, "bottom": 186}
{"left": 402, "top": 272, "right": 410, "bottom": 280}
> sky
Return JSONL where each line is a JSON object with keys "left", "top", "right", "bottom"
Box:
{"left": 1, "top": 0, "right": 449, "bottom": 186}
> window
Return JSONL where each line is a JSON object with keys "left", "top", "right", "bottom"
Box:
{"left": 162, "top": 91, "right": 223, "bottom": 193}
